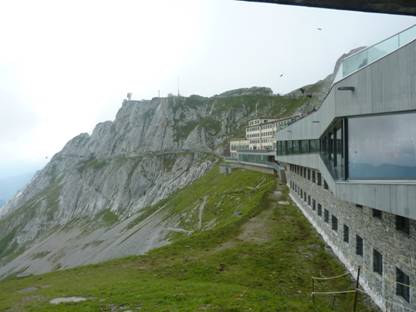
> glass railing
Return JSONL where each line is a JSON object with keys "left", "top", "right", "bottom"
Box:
{"left": 334, "top": 24, "right": 416, "bottom": 83}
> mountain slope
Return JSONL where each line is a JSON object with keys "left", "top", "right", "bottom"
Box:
{"left": 0, "top": 167, "right": 376, "bottom": 312}
{"left": 0, "top": 77, "right": 331, "bottom": 277}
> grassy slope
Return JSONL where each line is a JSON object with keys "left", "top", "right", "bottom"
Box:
{"left": 0, "top": 167, "right": 376, "bottom": 312}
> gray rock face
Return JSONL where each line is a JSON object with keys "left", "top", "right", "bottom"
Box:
{"left": 0, "top": 80, "right": 328, "bottom": 277}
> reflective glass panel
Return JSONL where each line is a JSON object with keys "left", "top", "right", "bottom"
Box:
{"left": 348, "top": 112, "right": 416, "bottom": 179}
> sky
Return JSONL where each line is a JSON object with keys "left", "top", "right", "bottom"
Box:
{"left": 0, "top": 0, "right": 415, "bottom": 178}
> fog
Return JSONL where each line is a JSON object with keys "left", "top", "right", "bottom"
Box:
{"left": 0, "top": 0, "right": 414, "bottom": 178}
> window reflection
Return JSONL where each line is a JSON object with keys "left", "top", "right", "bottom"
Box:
{"left": 349, "top": 112, "right": 416, "bottom": 179}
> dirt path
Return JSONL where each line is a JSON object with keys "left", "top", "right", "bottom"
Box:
{"left": 213, "top": 186, "right": 284, "bottom": 253}
{"left": 198, "top": 196, "right": 208, "bottom": 230}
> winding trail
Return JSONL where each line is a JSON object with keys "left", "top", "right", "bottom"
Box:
{"left": 198, "top": 196, "right": 208, "bottom": 230}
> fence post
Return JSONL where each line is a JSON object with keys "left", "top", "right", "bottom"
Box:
{"left": 352, "top": 266, "right": 361, "bottom": 312}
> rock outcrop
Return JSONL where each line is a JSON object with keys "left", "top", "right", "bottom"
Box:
{"left": 0, "top": 76, "right": 332, "bottom": 278}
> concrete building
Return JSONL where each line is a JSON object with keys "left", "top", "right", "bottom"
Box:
{"left": 276, "top": 25, "right": 416, "bottom": 311}
{"left": 246, "top": 116, "right": 296, "bottom": 151}
{"left": 229, "top": 139, "right": 250, "bottom": 158}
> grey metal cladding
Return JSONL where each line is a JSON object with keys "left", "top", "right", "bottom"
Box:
{"left": 277, "top": 39, "right": 416, "bottom": 220}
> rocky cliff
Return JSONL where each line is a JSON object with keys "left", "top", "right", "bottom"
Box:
{"left": 0, "top": 78, "right": 331, "bottom": 278}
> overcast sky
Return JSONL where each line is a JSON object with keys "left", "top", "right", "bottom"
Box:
{"left": 0, "top": 0, "right": 415, "bottom": 178}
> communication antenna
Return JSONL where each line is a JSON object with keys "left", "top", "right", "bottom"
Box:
{"left": 177, "top": 77, "right": 180, "bottom": 96}
{"left": 127, "top": 92, "right": 132, "bottom": 101}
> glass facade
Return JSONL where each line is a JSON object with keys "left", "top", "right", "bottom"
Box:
{"left": 277, "top": 139, "right": 320, "bottom": 156}
{"left": 276, "top": 119, "right": 346, "bottom": 179}
{"left": 320, "top": 119, "right": 346, "bottom": 180}
{"left": 277, "top": 111, "right": 416, "bottom": 181}
{"left": 238, "top": 153, "right": 274, "bottom": 165}
{"left": 348, "top": 112, "right": 416, "bottom": 179}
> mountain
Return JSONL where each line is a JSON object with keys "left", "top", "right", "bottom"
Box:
{"left": 0, "top": 166, "right": 376, "bottom": 311}
{"left": 0, "top": 78, "right": 332, "bottom": 278}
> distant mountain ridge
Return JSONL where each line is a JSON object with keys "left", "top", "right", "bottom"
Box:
{"left": 0, "top": 64, "right": 337, "bottom": 278}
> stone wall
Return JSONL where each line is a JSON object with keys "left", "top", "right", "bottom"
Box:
{"left": 287, "top": 165, "right": 416, "bottom": 312}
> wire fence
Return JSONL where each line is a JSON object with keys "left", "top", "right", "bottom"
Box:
{"left": 311, "top": 266, "right": 416, "bottom": 312}
{"left": 311, "top": 267, "right": 361, "bottom": 312}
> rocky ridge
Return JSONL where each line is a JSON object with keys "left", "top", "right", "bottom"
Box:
{"left": 0, "top": 73, "right": 333, "bottom": 277}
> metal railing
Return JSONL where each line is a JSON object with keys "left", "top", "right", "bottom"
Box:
{"left": 334, "top": 24, "right": 416, "bottom": 83}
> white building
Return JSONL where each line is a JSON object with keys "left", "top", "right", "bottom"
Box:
{"left": 229, "top": 139, "right": 249, "bottom": 158}
{"left": 246, "top": 116, "right": 295, "bottom": 151}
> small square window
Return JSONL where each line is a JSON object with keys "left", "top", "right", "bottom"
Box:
{"left": 373, "top": 249, "right": 383, "bottom": 275}
{"left": 396, "top": 216, "right": 410, "bottom": 235}
{"left": 331, "top": 215, "right": 338, "bottom": 232}
{"left": 343, "top": 225, "right": 349, "bottom": 243}
{"left": 356, "top": 235, "right": 363, "bottom": 257}
{"left": 324, "top": 209, "right": 329, "bottom": 223}
{"left": 318, "top": 204, "right": 322, "bottom": 216}
{"left": 372, "top": 209, "right": 382, "bottom": 219}
{"left": 396, "top": 268, "right": 410, "bottom": 302}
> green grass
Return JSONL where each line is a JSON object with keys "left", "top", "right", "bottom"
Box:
{"left": 0, "top": 168, "right": 376, "bottom": 312}
{"left": 97, "top": 209, "right": 119, "bottom": 226}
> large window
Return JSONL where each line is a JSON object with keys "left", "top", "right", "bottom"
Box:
{"left": 349, "top": 112, "right": 416, "bottom": 179}
{"left": 320, "top": 119, "right": 346, "bottom": 180}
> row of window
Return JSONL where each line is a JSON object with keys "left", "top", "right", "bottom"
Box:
{"left": 290, "top": 179, "right": 411, "bottom": 303}
{"left": 280, "top": 112, "right": 416, "bottom": 180}
{"left": 247, "top": 131, "right": 276, "bottom": 137}
{"left": 289, "top": 164, "right": 329, "bottom": 190}
{"left": 277, "top": 139, "right": 320, "bottom": 156}
{"left": 356, "top": 204, "right": 411, "bottom": 236}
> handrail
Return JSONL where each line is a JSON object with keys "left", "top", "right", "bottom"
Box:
{"left": 333, "top": 24, "right": 416, "bottom": 83}
{"left": 279, "top": 24, "right": 416, "bottom": 138}
{"left": 341, "top": 23, "right": 416, "bottom": 63}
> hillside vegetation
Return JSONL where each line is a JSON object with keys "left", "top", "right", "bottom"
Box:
{"left": 0, "top": 167, "right": 376, "bottom": 312}
{"left": 0, "top": 81, "right": 331, "bottom": 274}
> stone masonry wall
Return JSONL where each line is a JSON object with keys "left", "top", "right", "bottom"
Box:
{"left": 287, "top": 165, "right": 416, "bottom": 312}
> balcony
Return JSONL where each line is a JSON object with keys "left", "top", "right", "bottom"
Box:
{"left": 334, "top": 24, "right": 416, "bottom": 82}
